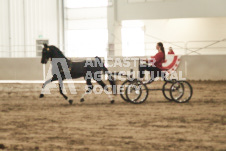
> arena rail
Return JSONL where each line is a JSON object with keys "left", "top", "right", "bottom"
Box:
{"left": 1, "top": 39, "right": 226, "bottom": 57}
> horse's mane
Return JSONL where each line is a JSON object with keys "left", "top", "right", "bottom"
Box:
{"left": 49, "top": 45, "right": 67, "bottom": 59}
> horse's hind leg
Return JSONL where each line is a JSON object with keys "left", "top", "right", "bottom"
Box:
{"left": 80, "top": 79, "right": 93, "bottom": 102}
{"left": 58, "top": 79, "right": 73, "bottom": 105}
{"left": 96, "top": 80, "right": 115, "bottom": 104}
{"left": 40, "top": 76, "right": 57, "bottom": 98}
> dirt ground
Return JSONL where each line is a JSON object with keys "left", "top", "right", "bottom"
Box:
{"left": 0, "top": 81, "right": 226, "bottom": 151}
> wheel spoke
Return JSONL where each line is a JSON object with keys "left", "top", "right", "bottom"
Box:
{"left": 170, "top": 81, "right": 193, "bottom": 103}
{"left": 125, "top": 80, "right": 148, "bottom": 104}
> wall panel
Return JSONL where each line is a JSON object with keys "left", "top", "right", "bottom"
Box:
{"left": 67, "top": 7, "right": 107, "bottom": 20}
{"left": 0, "top": 55, "right": 226, "bottom": 81}
{"left": 24, "top": 0, "right": 58, "bottom": 57}
{"left": 0, "top": 0, "right": 10, "bottom": 57}
{"left": 0, "top": 0, "right": 60, "bottom": 57}
{"left": 116, "top": 0, "right": 226, "bottom": 21}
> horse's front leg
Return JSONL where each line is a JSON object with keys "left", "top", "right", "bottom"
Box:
{"left": 40, "top": 76, "right": 57, "bottom": 98}
{"left": 80, "top": 79, "right": 93, "bottom": 102}
{"left": 58, "top": 79, "right": 73, "bottom": 105}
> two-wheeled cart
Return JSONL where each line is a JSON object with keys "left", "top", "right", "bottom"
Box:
{"left": 117, "top": 58, "right": 193, "bottom": 104}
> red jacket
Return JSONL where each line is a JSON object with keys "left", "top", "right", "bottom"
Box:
{"left": 150, "top": 51, "right": 165, "bottom": 69}
{"left": 168, "top": 50, "right": 175, "bottom": 54}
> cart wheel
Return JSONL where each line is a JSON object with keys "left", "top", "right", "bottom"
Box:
{"left": 170, "top": 81, "right": 184, "bottom": 102}
{"left": 125, "top": 80, "right": 148, "bottom": 104}
{"left": 162, "top": 82, "right": 173, "bottom": 101}
{"left": 119, "top": 80, "right": 131, "bottom": 102}
{"left": 170, "top": 81, "right": 193, "bottom": 103}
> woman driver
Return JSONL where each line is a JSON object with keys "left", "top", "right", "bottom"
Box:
{"left": 139, "top": 42, "right": 165, "bottom": 80}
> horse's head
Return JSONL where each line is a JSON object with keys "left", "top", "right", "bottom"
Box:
{"left": 41, "top": 44, "right": 51, "bottom": 64}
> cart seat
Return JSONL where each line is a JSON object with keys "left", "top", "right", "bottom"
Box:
{"left": 160, "top": 56, "right": 179, "bottom": 71}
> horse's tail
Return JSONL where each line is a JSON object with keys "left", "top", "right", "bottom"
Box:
{"left": 95, "top": 56, "right": 116, "bottom": 94}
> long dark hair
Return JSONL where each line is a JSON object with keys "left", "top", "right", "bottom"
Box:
{"left": 157, "top": 42, "right": 165, "bottom": 60}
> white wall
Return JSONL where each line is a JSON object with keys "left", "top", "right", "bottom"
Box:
{"left": 144, "top": 18, "right": 226, "bottom": 41}
{"left": 0, "top": 0, "right": 63, "bottom": 57}
{"left": 64, "top": 3, "right": 108, "bottom": 57}
{"left": 1, "top": 0, "right": 226, "bottom": 58}
{"left": 0, "top": 0, "right": 10, "bottom": 57}
{"left": 109, "top": 0, "right": 226, "bottom": 56}
{"left": 143, "top": 18, "right": 226, "bottom": 55}
{"left": 112, "top": 18, "right": 226, "bottom": 56}
{"left": 116, "top": 0, "right": 226, "bottom": 21}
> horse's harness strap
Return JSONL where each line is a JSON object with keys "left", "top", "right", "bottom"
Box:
{"left": 60, "top": 60, "right": 72, "bottom": 73}
{"left": 69, "top": 60, "right": 72, "bottom": 71}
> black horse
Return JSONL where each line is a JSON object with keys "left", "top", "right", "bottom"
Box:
{"left": 39, "top": 44, "right": 116, "bottom": 105}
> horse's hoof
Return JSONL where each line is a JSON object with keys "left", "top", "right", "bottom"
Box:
{"left": 110, "top": 100, "right": 115, "bottom": 104}
{"left": 69, "top": 100, "right": 73, "bottom": 105}
{"left": 80, "top": 98, "right": 85, "bottom": 102}
{"left": 39, "top": 94, "right": 44, "bottom": 98}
